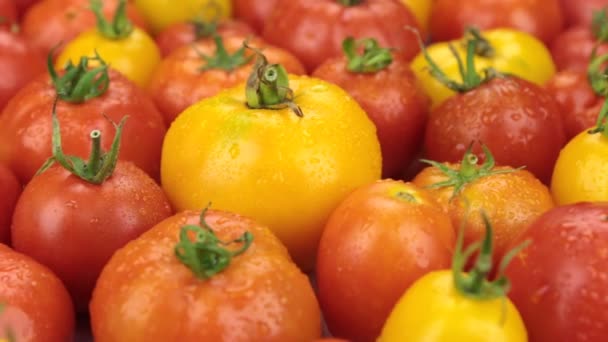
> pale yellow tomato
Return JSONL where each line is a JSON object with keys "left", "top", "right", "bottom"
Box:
{"left": 134, "top": 0, "right": 232, "bottom": 34}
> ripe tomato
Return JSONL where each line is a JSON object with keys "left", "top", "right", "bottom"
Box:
{"left": 262, "top": 0, "right": 421, "bottom": 72}
{"left": 430, "top": 0, "right": 563, "bottom": 45}
{"left": 0, "top": 0, "right": 17, "bottom": 28}
{"left": 13, "top": 0, "right": 37, "bottom": 17}
{"left": 90, "top": 209, "right": 322, "bottom": 341}
{"left": 148, "top": 35, "right": 305, "bottom": 125}
{"left": 401, "top": 0, "right": 432, "bottom": 35}
{"left": 312, "top": 38, "right": 429, "bottom": 179}
{"left": 506, "top": 203, "right": 608, "bottom": 342}
{"left": 21, "top": 0, "right": 148, "bottom": 56}
{"left": 379, "top": 213, "right": 528, "bottom": 342}
{"left": 0, "top": 164, "right": 19, "bottom": 244}
{"left": 0, "top": 243, "right": 74, "bottom": 342}
{"left": 550, "top": 23, "right": 608, "bottom": 72}
{"left": 134, "top": 0, "right": 232, "bottom": 34}
{"left": 412, "top": 146, "right": 554, "bottom": 264}
{"left": 161, "top": 56, "right": 381, "bottom": 270}
{"left": 155, "top": 19, "right": 254, "bottom": 57}
{"left": 412, "top": 28, "right": 556, "bottom": 108}
{"left": 559, "top": 0, "right": 608, "bottom": 28}
{"left": 233, "top": 0, "right": 275, "bottom": 33}
{"left": 0, "top": 30, "right": 45, "bottom": 112}
{"left": 316, "top": 180, "right": 455, "bottom": 342}
{"left": 0, "top": 58, "right": 166, "bottom": 184}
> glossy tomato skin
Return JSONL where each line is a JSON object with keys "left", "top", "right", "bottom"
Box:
{"left": 560, "top": 0, "right": 608, "bottom": 28}
{"left": 0, "top": 164, "right": 19, "bottom": 244}
{"left": 550, "top": 27, "right": 608, "bottom": 72}
{"left": 424, "top": 77, "right": 567, "bottom": 184}
{"left": 316, "top": 180, "right": 454, "bottom": 342}
{"left": 545, "top": 70, "right": 602, "bottom": 139}
{"left": 0, "top": 0, "right": 17, "bottom": 28}
{"left": 233, "top": 0, "right": 275, "bottom": 33}
{"left": 11, "top": 162, "right": 172, "bottom": 312}
{"left": 148, "top": 36, "right": 305, "bottom": 125}
{"left": 21, "top": 0, "right": 148, "bottom": 56}
{"left": 312, "top": 53, "right": 429, "bottom": 179}
{"left": 0, "top": 30, "right": 45, "bottom": 112}
{"left": 262, "top": 0, "right": 421, "bottom": 72}
{"left": 0, "top": 69, "right": 166, "bottom": 184}
{"left": 155, "top": 19, "right": 254, "bottom": 57}
{"left": 506, "top": 203, "right": 608, "bottom": 342}
{"left": 90, "top": 210, "right": 322, "bottom": 341}
{"left": 429, "top": 0, "right": 563, "bottom": 45}
{"left": 0, "top": 244, "right": 75, "bottom": 342}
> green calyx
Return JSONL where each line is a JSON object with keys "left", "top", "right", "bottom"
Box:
{"left": 195, "top": 35, "right": 252, "bottom": 72}
{"left": 412, "top": 26, "right": 501, "bottom": 93}
{"left": 175, "top": 206, "right": 254, "bottom": 280}
{"left": 49, "top": 50, "right": 110, "bottom": 103}
{"left": 245, "top": 44, "right": 303, "bottom": 117}
{"left": 342, "top": 37, "right": 393, "bottom": 73}
{"left": 191, "top": 19, "right": 219, "bottom": 39}
{"left": 588, "top": 97, "right": 608, "bottom": 137}
{"left": 452, "top": 210, "right": 531, "bottom": 300}
{"left": 592, "top": 8, "right": 608, "bottom": 42}
{"left": 36, "top": 97, "right": 128, "bottom": 185}
{"left": 420, "top": 143, "right": 523, "bottom": 198}
{"left": 337, "top": 0, "right": 363, "bottom": 5}
{"left": 90, "top": 0, "right": 133, "bottom": 40}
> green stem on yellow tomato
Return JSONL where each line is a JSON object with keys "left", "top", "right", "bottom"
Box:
{"left": 89, "top": 0, "right": 133, "bottom": 39}
{"left": 342, "top": 37, "right": 393, "bottom": 73}
{"left": 588, "top": 97, "right": 608, "bottom": 138}
{"left": 49, "top": 49, "right": 110, "bottom": 103}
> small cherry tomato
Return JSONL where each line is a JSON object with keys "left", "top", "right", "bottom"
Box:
{"left": 0, "top": 164, "right": 19, "bottom": 244}
{"left": 559, "top": 0, "right": 608, "bottom": 28}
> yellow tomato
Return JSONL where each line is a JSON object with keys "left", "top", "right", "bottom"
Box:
{"left": 411, "top": 28, "right": 556, "bottom": 108}
{"left": 56, "top": 27, "right": 160, "bottom": 88}
{"left": 134, "top": 0, "right": 232, "bottom": 34}
{"left": 401, "top": 0, "right": 433, "bottom": 32}
{"left": 378, "top": 270, "right": 528, "bottom": 342}
{"left": 551, "top": 128, "right": 608, "bottom": 205}
{"left": 161, "top": 74, "right": 382, "bottom": 271}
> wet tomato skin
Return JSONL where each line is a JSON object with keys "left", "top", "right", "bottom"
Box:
{"left": 11, "top": 162, "right": 173, "bottom": 312}
{"left": 506, "top": 202, "right": 608, "bottom": 342}
{"left": 0, "top": 163, "right": 20, "bottom": 244}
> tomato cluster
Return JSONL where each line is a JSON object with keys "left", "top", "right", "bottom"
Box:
{"left": 1, "top": 0, "right": 608, "bottom": 341}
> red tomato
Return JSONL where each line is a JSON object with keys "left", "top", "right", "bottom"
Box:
{"left": 316, "top": 180, "right": 455, "bottom": 342}
{"left": 550, "top": 26, "right": 608, "bottom": 72}
{"left": 0, "top": 67, "right": 166, "bottom": 184}
{"left": 0, "top": 164, "right": 19, "bottom": 244}
{"left": 0, "top": 0, "right": 17, "bottom": 28}
{"left": 13, "top": 0, "right": 38, "bottom": 17}
{"left": 559, "top": 0, "right": 608, "bottom": 28}
{"left": 155, "top": 19, "right": 254, "bottom": 57}
{"left": 0, "top": 30, "right": 45, "bottom": 112}
{"left": 545, "top": 70, "right": 602, "bottom": 138}
{"left": 0, "top": 243, "right": 74, "bottom": 342}
{"left": 425, "top": 77, "right": 567, "bottom": 185}
{"left": 21, "top": 0, "right": 148, "bottom": 56}
{"left": 313, "top": 45, "right": 428, "bottom": 179}
{"left": 506, "top": 203, "right": 608, "bottom": 342}
{"left": 233, "top": 0, "right": 276, "bottom": 33}
{"left": 262, "top": 0, "right": 421, "bottom": 72}
{"left": 430, "top": 0, "right": 564, "bottom": 45}
{"left": 148, "top": 35, "right": 305, "bottom": 125}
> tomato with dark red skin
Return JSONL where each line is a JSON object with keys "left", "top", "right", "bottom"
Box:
{"left": 0, "top": 164, "right": 19, "bottom": 244}
{"left": 545, "top": 70, "right": 602, "bottom": 139}
{"left": 313, "top": 50, "right": 429, "bottom": 179}
{"left": 506, "top": 203, "right": 608, "bottom": 342}
{"left": 424, "top": 77, "right": 567, "bottom": 185}
{"left": 262, "top": 0, "right": 421, "bottom": 72}
{"left": 148, "top": 35, "right": 305, "bottom": 125}
{"left": 155, "top": 19, "right": 254, "bottom": 57}
{"left": 430, "top": 0, "right": 564, "bottom": 45}
{"left": 233, "top": 0, "right": 276, "bottom": 33}
{"left": 550, "top": 27, "right": 608, "bottom": 72}
{"left": 0, "top": 0, "right": 17, "bottom": 28}
{"left": 21, "top": 0, "right": 148, "bottom": 56}
{"left": 0, "top": 68, "right": 166, "bottom": 184}
{"left": 13, "top": 0, "right": 38, "bottom": 17}
{"left": 11, "top": 161, "right": 173, "bottom": 312}
{"left": 316, "top": 180, "right": 455, "bottom": 342}
{"left": 559, "top": 0, "right": 608, "bottom": 28}
{"left": 0, "top": 30, "right": 45, "bottom": 112}
{"left": 0, "top": 243, "right": 75, "bottom": 342}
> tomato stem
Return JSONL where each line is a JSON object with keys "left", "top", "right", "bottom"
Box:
{"left": 245, "top": 44, "right": 303, "bottom": 117}
{"left": 587, "top": 50, "right": 608, "bottom": 97}
{"left": 49, "top": 50, "right": 110, "bottom": 103}
{"left": 342, "top": 37, "right": 393, "bottom": 73}
{"left": 337, "top": 0, "right": 363, "bottom": 5}
{"left": 195, "top": 35, "right": 253, "bottom": 72}
{"left": 89, "top": 0, "right": 133, "bottom": 39}
{"left": 175, "top": 206, "right": 254, "bottom": 280}
{"left": 420, "top": 143, "right": 523, "bottom": 199}
{"left": 192, "top": 20, "right": 219, "bottom": 40}
{"left": 588, "top": 97, "right": 608, "bottom": 137}
{"left": 36, "top": 96, "right": 128, "bottom": 184}
{"left": 592, "top": 8, "right": 608, "bottom": 42}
